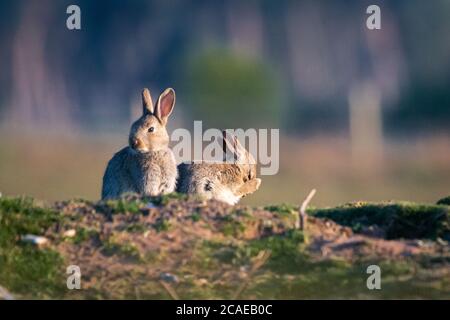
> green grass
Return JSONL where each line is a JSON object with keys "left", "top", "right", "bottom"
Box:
{"left": 70, "top": 227, "right": 100, "bottom": 244}
{"left": 190, "top": 212, "right": 201, "bottom": 222}
{"left": 102, "top": 237, "right": 142, "bottom": 262}
{"left": 97, "top": 193, "right": 190, "bottom": 215}
{"left": 171, "top": 231, "right": 449, "bottom": 299}
{"left": 310, "top": 201, "right": 450, "bottom": 240}
{"left": 100, "top": 198, "right": 145, "bottom": 214}
{"left": 0, "top": 197, "right": 66, "bottom": 298}
{"left": 153, "top": 193, "right": 189, "bottom": 206}
{"left": 221, "top": 215, "right": 246, "bottom": 237}
{"left": 1, "top": 195, "right": 449, "bottom": 299}
{"left": 245, "top": 258, "right": 449, "bottom": 299}
{"left": 264, "top": 203, "right": 297, "bottom": 216}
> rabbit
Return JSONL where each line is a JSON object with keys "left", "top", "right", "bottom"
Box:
{"left": 177, "top": 131, "right": 261, "bottom": 205}
{"left": 101, "top": 88, "right": 178, "bottom": 200}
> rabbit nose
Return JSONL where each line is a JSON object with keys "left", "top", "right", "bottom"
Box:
{"left": 131, "top": 138, "right": 140, "bottom": 149}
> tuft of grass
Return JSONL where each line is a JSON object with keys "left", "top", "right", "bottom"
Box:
{"left": 264, "top": 203, "right": 297, "bottom": 216}
{"left": 153, "top": 193, "right": 189, "bottom": 206}
{"left": 241, "top": 229, "right": 306, "bottom": 273}
{"left": 190, "top": 212, "right": 201, "bottom": 222}
{"left": 221, "top": 215, "right": 246, "bottom": 237}
{"left": 102, "top": 238, "right": 141, "bottom": 261}
{"left": 232, "top": 208, "right": 253, "bottom": 218}
{"left": 154, "top": 218, "right": 172, "bottom": 232}
{"left": 71, "top": 227, "right": 99, "bottom": 244}
{"left": 101, "top": 198, "right": 144, "bottom": 214}
{"left": 311, "top": 201, "right": 450, "bottom": 240}
{"left": 125, "top": 223, "right": 148, "bottom": 233}
{"left": 192, "top": 240, "right": 238, "bottom": 271}
{"left": 0, "top": 197, "right": 62, "bottom": 239}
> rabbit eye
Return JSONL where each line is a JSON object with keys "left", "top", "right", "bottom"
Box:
{"left": 148, "top": 127, "right": 155, "bottom": 133}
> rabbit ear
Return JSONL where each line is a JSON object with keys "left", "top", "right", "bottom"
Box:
{"left": 142, "top": 88, "right": 154, "bottom": 115}
{"left": 155, "top": 88, "right": 176, "bottom": 124}
{"left": 231, "top": 135, "right": 247, "bottom": 158}
{"left": 222, "top": 130, "right": 236, "bottom": 160}
{"left": 222, "top": 131, "right": 246, "bottom": 162}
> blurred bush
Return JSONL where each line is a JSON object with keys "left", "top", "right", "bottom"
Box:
{"left": 183, "top": 51, "right": 283, "bottom": 129}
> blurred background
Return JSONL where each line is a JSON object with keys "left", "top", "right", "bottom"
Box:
{"left": 0, "top": 0, "right": 449, "bottom": 206}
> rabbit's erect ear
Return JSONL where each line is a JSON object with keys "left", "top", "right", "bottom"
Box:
{"left": 222, "top": 131, "right": 246, "bottom": 162}
{"left": 222, "top": 130, "right": 236, "bottom": 159}
{"left": 232, "top": 135, "right": 247, "bottom": 157}
{"left": 155, "top": 88, "right": 176, "bottom": 124}
{"left": 142, "top": 88, "right": 154, "bottom": 115}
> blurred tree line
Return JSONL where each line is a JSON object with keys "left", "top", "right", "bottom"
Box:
{"left": 0, "top": 0, "right": 449, "bottom": 136}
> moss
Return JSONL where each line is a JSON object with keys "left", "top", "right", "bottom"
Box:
{"left": 311, "top": 201, "right": 450, "bottom": 240}
{"left": 0, "top": 197, "right": 66, "bottom": 298}
{"left": 437, "top": 196, "right": 450, "bottom": 206}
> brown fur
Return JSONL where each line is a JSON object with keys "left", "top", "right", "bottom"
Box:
{"left": 177, "top": 132, "right": 261, "bottom": 205}
{"left": 101, "top": 88, "right": 177, "bottom": 199}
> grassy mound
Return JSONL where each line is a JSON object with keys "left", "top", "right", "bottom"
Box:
{"left": 0, "top": 194, "right": 449, "bottom": 299}
{"left": 310, "top": 201, "right": 450, "bottom": 240}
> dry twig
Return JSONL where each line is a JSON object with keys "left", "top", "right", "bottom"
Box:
{"left": 159, "top": 280, "right": 180, "bottom": 300}
{"left": 296, "top": 189, "right": 317, "bottom": 230}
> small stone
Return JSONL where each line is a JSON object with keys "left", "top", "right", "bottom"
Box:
{"left": 21, "top": 234, "right": 49, "bottom": 247}
{"left": 195, "top": 278, "right": 209, "bottom": 286}
{"left": 63, "top": 229, "right": 76, "bottom": 238}
{"left": 159, "top": 272, "right": 179, "bottom": 283}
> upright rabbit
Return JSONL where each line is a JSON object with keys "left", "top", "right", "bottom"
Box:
{"left": 101, "top": 88, "right": 178, "bottom": 199}
{"left": 177, "top": 131, "right": 261, "bottom": 205}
